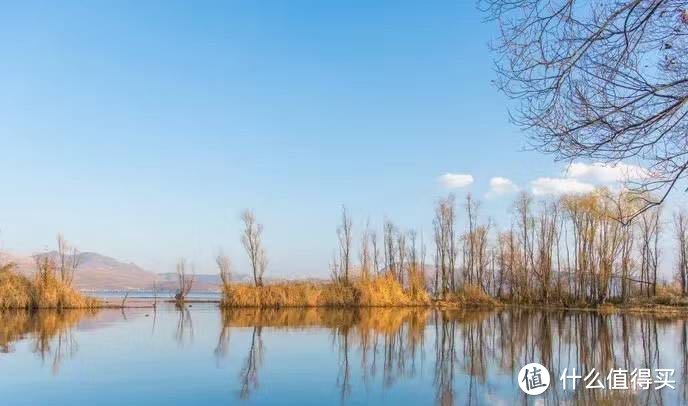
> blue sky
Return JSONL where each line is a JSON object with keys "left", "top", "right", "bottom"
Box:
{"left": 0, "top": 1, "right": 674, "bottom": 277}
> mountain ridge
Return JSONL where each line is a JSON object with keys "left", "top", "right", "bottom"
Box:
{"left": 0, "top": 251, "right": 223, "bottom": 291}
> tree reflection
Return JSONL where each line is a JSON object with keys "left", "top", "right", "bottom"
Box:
{"left": 0, "top": 309, "right": 95, "bottom": 375}
{"left": 239, "top": 326, "right": 263, "bottom": 400}
{"left": 174, "top": 304, "right": 194, "bottom": 346}
{"left": 216, "top": 308, "right": 688, "bottom": 405}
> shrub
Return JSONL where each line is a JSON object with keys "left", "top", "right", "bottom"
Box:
{"left": 0, "top": 266, "right": 98, "bottom": 310}
{"left": 222, "top": 275, "right": 430, "bottom": 308}
{"left": 444, "top": 283, "right": 499, "bottom": 307}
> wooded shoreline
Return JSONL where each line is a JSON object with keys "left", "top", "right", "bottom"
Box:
{"left": 3, "top": 189, "right": 688, "bottom": 312}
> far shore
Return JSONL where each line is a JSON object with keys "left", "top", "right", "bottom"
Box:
{"left": 92, "top": 294, "right": 688, "bottom": 318}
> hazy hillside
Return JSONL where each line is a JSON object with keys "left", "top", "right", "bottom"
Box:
{"left": 1, "top": 251, "right": 158, "bottom": 290}
{"left": 0, "top": 251, "right": 220, "bottom": 291}
{"left": 0, "top": 251, "right": 320, "bottom": 291}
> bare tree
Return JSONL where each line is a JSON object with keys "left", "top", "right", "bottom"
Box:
{"left": 383, "top": 220, "right": 397, "bottom": 277}
{"left": 359, "top": 220, "right": 372, "bottom": 280}
{"left": 56, "top": 233, "right": 80, "bottom": 286}
{"left": 534, "top": 202, "right": 560, "bottom": 301}
{"left": 496, "top": 231, "right": 512, "bottom": 299}
{"left": 639, "top": 206, "right": 662, "bottom": 296}
{"left": 676, "top": 210, "right": 688, "bottom": 295}
{"left": 408, "top": 230, "right": 417, "bottom": 278}
{"left": 396, "top": 229, "right": 407, "bottom": 285}
{"left": 408, "top": 229, "right": 426, "bottom": 296}
{"left": 485, "top": 0, "right": 688, "bottom": 217}
{"left": 420, "top": 229, "right": 427, "bottom": 276}
{"left": 329, "top": 250, "right": 341, "bottom": 282}
{"left": 515, "top": 192, "right": 535, "bottom": 301}
{"left": 337, "top": 206, "right": 353, "bottom": 283}
{"left": 370, "top": 230, "right": 380, "bottom": 275}
{"left": 474, "top": 222, "right": 491, "bottom": 293}
{"left": 216, "top": 252, "right": 232, "bottom": 293}
{"left": 241, "top": 209, "right": 267, "bottom": 287}
{"left": 433, "top": 194, "right": 457, "bottom": 297}
{"left": 175, "top": 258, "right": 195, "bottom": 303}
{"left": 464, "top": 194, "right": 479, "bottom": 285}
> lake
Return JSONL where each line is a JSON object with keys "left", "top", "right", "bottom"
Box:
{"left": 1, "top": 305, "right": 686, "bottom": 405}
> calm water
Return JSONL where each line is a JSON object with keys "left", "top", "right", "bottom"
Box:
{"left": 1, "top": 305, "right": 687, "bottom": 405}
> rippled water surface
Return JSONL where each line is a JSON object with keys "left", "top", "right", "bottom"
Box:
{"left": 1, "top": 305, "right": 687, "bottom": 405}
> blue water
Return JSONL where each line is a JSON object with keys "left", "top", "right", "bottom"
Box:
{"left": 0, "top": 306, "right": 686, "bottom": 405}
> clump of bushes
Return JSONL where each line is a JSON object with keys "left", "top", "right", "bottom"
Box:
{"left": 440, "top": 283, "right": 499, "bottom": 308}
{"left": 355, "top": 274, "right": 428, "bottom": 306}
{"left": 223, "top": 282, "right": 330, "bottom": 307}
{"left": 0, "top": 267, "right": 33, "bottom": 309}
{"left": 651, "top": 284, "right": 688, "bottom": 306}
{"left": 0, "top": 262, "right": 98, "bottom": 310}
{"left": 222, "top": 274, "right": 430, "bottom": 308}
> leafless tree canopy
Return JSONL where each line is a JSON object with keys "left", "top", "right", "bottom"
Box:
{"left": 433, "top": 194, "right": 457, "bottom": 297}
{"left": 56, "top": 233, "right": 80, "bottom": 286}
{"left": 175, "top": 258, "right": 195, "bottom": 302}
{"left": 676, "top": 209, "right": 688, "bottom": 294}
{"left": 359, "top": 219, "right": 373, "bottom": 279}
{"left": 241, "top": 209, "right": 267, "bottom": 287}
{"left": 336, "top": 206, "right": 353, "bottom": 283}
{"left": 216, "top": 252, "right": 232, "bottom": 288}
{"left": 484, "top": 0, "right": 688, "bottom": 212}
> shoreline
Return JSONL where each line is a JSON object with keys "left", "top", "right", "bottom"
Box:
{"left": 85, "top": 297, "right": 688, "bottom": 317}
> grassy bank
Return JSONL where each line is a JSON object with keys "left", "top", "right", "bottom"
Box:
{"left": 220, "top": 275, "right": 688, "bottom": 314}
{"left": 0, "top": 267, "right": 99, "bottom": 310}
{"left": 222, "top": 274, "right": 430, "bottom": 307}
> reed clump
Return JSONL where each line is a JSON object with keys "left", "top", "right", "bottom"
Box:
{"left": 0, "top": 268, "right": 33, "bottom": 309}
{"left": 439, "top": 283, "right": 499, "bottom": 308}
{"left": 222, "top": 274, "right": 429, "bottom": 308}
{"left": 0, "top": 265, "right": 98, "bottom": 310}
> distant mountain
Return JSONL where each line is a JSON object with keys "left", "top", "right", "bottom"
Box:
{"left": 0, "top": 251, "right": 321, "bottom": 291}
{"left": 1, "top": 251, "right": 158, "bottom": 291}
{"left": 1, "top": 251, "right": 221, "bottom": 291}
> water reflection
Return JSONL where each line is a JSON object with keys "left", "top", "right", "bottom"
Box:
{"left": 218, "top": 308, "right": 688, "bottom": 405}
{"left": 174, "top": 305, "right": 194, "bottom": 346}
{"left": 1, "top": 307, "right": 687, "bottom": 405}
{"left": 239, "top": 326, "right": 263, "bottom": 399}
{"left": 0, "top": 309, "right": 96, "bottom": 374}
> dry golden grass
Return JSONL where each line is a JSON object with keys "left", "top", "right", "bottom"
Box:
{"left": 438, "top": 283, "right": 500, "bottom": 308}
{"left": 31, "top": 274, "right": 99, "bottom": 309}
{"left": 0, "top": 267, "right": 99, "bottom": 310}
{"left": 651, "top": 284, "right": 688, "bottom": 306}
{"left": 222, "top": 274, "right": 430, "bottom": 308}
{"left": 0, "top": 269, "right": 34, "bottom": 309}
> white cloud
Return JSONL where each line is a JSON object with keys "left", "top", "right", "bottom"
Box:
{"left": 529, "top": 162, "right": 651, "bottom": 196}
{"left": 438, "top": 173, "right": 474, "bottom": 189}
{"left": 565, "top": 162, "right": 650, "bottom": 183}
{"left": 531, "top": 177, "right": 595, "bottom": 196}
{"left": 487, "top": 177, "right": 519, "bottom": 197}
